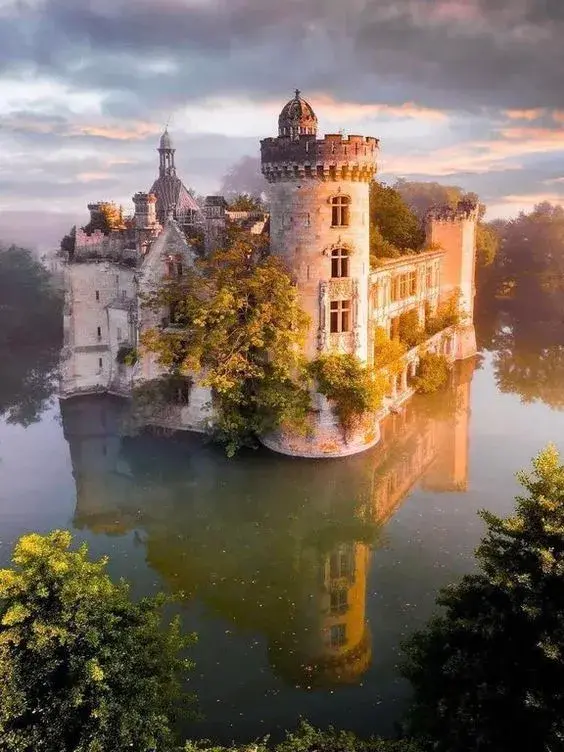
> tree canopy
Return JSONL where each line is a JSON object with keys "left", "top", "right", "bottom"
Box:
{"left": 0, "top": 244, "right": 62, "bottom": 426}
{"left": 369, "top": 182, "right": 425, "bottom": 259}
{"left": 403, "top": 444, "right": 564, "bottom": 752}
{"left": 140, "top": 234, "right": 311, "bottom": 455}
{"left": 0, "top": 530, "right": 195, "bottom": 752}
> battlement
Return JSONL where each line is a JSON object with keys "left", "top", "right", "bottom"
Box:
{"left": 261, "top": 133, "right": 378, "bottom": 183}
{"left": 132, "top": 192, "right": 157, "bottom": 205}
{"left": 426, "top": 199, "right": 479, "bottom": 223}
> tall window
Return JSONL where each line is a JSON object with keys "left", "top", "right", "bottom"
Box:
{"left": 330, "top": 623, "right": 347, "bottom": 648}
{"left": 330, "top": 589, "right": 348, "bottom": 614}
{"left": 330, "top": 299, "right": 351, "bottom": 333}
{"left": 331, "top": 195, "right": 350, "bottom": 227}
{"left": 331, "top": 248, "right": 349, "bottom": 278}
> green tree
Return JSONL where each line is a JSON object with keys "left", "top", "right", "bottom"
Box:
{"left": 140, "top": 234, "right": 310, "bottom": 455}
{"left": 369, "top": 182, "right": 425, "bottom": 258}
{"left": 228, "top": 193, "right": 264, "bottom": 212}
{"left": 0, "top": 245, "right": 62, "bottom": 426}
{"left": 0, "top": 530, "right": 195, "bottom": 752}
{"left": 402, "top": 445, "right": 564, "bottom": 752}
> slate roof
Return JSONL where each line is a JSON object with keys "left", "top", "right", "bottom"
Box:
{"left": 149, "top": 174, "right": 203, "bottom": 226}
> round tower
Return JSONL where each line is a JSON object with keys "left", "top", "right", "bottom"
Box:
{"left": 261, "top": 90, "right": 378, "bottom": 361}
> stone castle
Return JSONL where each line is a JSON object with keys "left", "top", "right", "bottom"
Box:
{"left": 60, "top": 90, "right": 478, "bottom": 458}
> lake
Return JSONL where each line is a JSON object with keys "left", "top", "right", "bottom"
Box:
{"left": 1, "top": 329, "right": 562, "bottom": 744}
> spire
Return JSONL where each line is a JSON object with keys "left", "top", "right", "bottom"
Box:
{"left": 158, "top": 127, "right": 176, "bottom": 177}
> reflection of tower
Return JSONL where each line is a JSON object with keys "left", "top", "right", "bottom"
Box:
{"left": 269, "top": 541, "right": 371, "bottom": 688}
{"left": 60, "top": 395, "right": 136, "bottom": 534}
{"left": 421, "top": 358, "right": 474, "bottom": 492}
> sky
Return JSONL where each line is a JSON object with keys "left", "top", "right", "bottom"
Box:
{"left": 1, "top": 0, "right": 564, "bottom": 250}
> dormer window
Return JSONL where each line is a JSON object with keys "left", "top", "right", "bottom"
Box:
{"left": 331, "top": 195, "right": 350, "bottom": 227}
{"left": 331, "top": 248, "right": 349, "bottom": 278}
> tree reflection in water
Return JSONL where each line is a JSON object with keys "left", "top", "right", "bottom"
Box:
{"left": 61, "top": 358, "right": 474, "bottom": 693}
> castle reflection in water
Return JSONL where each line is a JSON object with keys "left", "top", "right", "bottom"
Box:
{"left": 60, "top": 358, "right": 473, "bottom": 690}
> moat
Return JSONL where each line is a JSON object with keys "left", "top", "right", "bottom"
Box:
{"left": 1, "top": 322, "right": 562, "bottom": 744}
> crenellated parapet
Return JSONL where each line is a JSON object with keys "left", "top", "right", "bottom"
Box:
{"left": 261, "top": 133, "right": 378, "bottom": 183}
{"left": 426, "top": 199, "right": 479, "bottom": 224}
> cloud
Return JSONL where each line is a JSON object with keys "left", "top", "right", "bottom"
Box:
{"left": 1, "top": 0, "right": 564, "bottom": 231}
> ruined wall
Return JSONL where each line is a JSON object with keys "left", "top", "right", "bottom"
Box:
{"left": 61, "top": 262, "right": 136, "bottom": 396}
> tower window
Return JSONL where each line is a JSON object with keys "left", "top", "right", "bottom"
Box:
{"left": 330, "top": 623, "right": 347, "bottom": 648}
{"left": 331, "top": 248, "right": 349, "bottom": 278}
{"left": 330, "top": 299, "right": 351, "bottom": 333}
{"left": 330, "top": 589, "right": 348, "bottom": 614}
{"left": 331, "top": 195, "right": 351, "bottom": 227}
{"left": 95, "top": 290, "right": 99, "bottom": 301}
{"left": 96, "top": 326, "right": 101, "bottom": 339}
{"left": 98, "top": 358, "right": 103, "bottom": 370}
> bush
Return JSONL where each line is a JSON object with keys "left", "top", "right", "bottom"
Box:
{"left": 0, "top": 531, "right": 195, "bottom": 752}
{"left": 181, "top": 720, "right": 422, "bottom": 751}
{"left": 424, "top": 293, "right": 461, "bottom": 336}
{"left": 398, "top": 310, "right": 426, "bottom": 349}
{"left": 309, "top": 354, "right": 387, "bottom": 436}
{"left": 414, "top": 352, "right": 451, "bottom": 394}
{"left": 116, "top": 345, "right": 138, "bottom": 366}
{"left": 373, "top": 327, "right": 407, "bottom": 372}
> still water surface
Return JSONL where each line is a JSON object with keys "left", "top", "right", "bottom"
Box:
{"left": 1, "top": 346, "right": 562, "bottom": 743}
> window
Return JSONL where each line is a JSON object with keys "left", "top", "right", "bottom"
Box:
{"left": 330, "top": 589, "right": 348, "bottom": 614}
{"left": 117, "top": 327, "right": 122, "bottom": 341}
{"left": 120, "top": 289, "right": 127, "bottom": 299}
{"left": 95, "top": 290, "right": 99, "bottom": 301}
{"left": 331, "top": 195, "right": 350, "bottom": 227}
{"left": 115, "top": 274, "right": 119, "bottom": 285}
{"left": 331, "top": 248, "right": 349, "bottom": 278}
{"left": 330, "top": 548, "right": 353, "bottom": 579}
{"left": 392, "top": 272, "right": 417, "bottom": 302}
{"left": 409, "top": 271, "right": 417, "bottom": 296}
{"left": 330, "top": 299, "right": 351, "bottom": 333}
{"left": 96, "top": 326, "right": 101, "bottom": 339}
{"left": 426, "top": 266, "right": 432, "bottom": 289}
{"left": 98, "top": 357, "right": 103, "bottom": 370}
{"left": 330, "top": 624, "right": 347, "bottom": 648}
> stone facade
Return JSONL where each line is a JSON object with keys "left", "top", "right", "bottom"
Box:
{"left": 60, "top": 92, "right": 478, "bottom": 460}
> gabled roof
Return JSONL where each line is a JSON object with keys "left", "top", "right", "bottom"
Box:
{"left": 149, "top": 174, "right": 203, "bottom": 225}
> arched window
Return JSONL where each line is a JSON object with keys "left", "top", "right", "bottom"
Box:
{"left": 331, "top": 195, "right": 350, "bottom": 227}
{"left": 331, "top": 248, "right": 349, "bottom": 278}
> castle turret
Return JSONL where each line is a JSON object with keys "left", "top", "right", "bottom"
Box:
{"left": 133, "top": 192, "right": 158, "bottom": 230}
{"left": 426, "top": 200, "right": 479, "bottom": 358}
{"left": 261, "top": 91, "right": 378, "bottom": 361}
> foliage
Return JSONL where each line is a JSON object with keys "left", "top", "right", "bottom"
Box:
{"left": 0, "top": 244, "right": 63, "bottom": 426}
{"left": 82, "top": 202, "right": 123, "bottom": 235}
{"left": 60, "top": 225, "right": 76, "bottom": 255}
{"left": 402, "top": 444, "right": 564, "bottom": 752}
{"left": 180, "top": 720, "right": 422, "bottom": 751}
{"left": 0, "top": 530, "right": 195, "bottom": 752}
{"left": 424, "top": 293, "right": 462, "bottom": 336}
{"left": 369, "top": 182, "right": 425, "bottom": 258}
{"left": 116, "top": 345, "right": 138, "bottom": 366}
{"left": 398, "top": 310, "right": 426, "bottom": 349}
{"left": 475, "top": 222, "right": 500, "bottom": 267}
{"left": 414, "top": 352, "right": 451, "bottom": 394}
{"left": 140, "top": 234, "right": 311, "bottom": 455}
{"left": 228, "top": 193, "right": 264, "bottom": 212}
{"left": 373, "top": 327, "right": 407, "bottom": 372}
{"left": 309, "top": 354, "right": 387, "bottom": 435}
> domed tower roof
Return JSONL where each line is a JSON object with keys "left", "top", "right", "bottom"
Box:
{"left": 278, "top": 89, "right": 318, "bottom": 139}
{"left": 159, "top": 128, "right": 174, "bottom": 150}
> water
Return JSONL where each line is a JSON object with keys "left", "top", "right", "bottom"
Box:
{"left": 1, "top": 342, "right": 563, "bottom": 744}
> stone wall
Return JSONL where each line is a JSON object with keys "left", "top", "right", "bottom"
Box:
{"left": 268, "top": 180, "right": 371, "bottom": 361}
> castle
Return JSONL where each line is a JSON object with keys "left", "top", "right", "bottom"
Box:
{"left": 60, "top": 90, "right": 478, "bottom": 458}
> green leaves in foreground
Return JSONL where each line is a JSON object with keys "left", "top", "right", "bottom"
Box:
{"left": 0, "top": 530, "right": 195, "bottom": 752}
{"left": 402, "top": 444, "right": 564, "bottom": 752}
